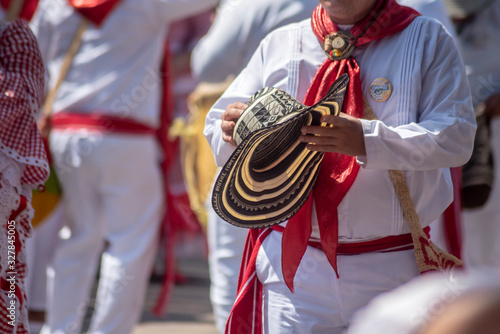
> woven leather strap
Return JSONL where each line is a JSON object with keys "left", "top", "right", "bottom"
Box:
{"left": 42, "top": 19, "right": 89, "bottom": 116}
{"left": 362, "top": 97, "right": 462, "bottom": 272}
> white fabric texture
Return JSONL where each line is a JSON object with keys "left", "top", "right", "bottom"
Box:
{"left": 191, "top": 0, "right": 319, "bottom": 83}
{"left": 257, "top": 231, "right": 420, "bottom": 334}
{"left": 348, "top": 268, "right": 500, "bottom": 334}
{"left": 399, "top": 0, "right": 456, "bottom": 35}
{"left": 25, "top": 202, "right": 65, "bottom": 311}
{"left": 399, "top": 0, "right": 461, "bottom": 254}
{"left": 42, "top": 133, "right": 163, "bottom": 334}
{"left": 457, "top": 1, "right": 500, "bottom": 269}
{"left": 30, "top": 0, "right": 218, "bottom": 129}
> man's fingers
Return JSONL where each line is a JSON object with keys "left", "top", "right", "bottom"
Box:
{"left": 222, "top": 132, "right": 236, "bottom": 148}
{"left": 220, "top": 102, "right": 247, "bottom": 148}
{"left": 221, "top": 120, "right": 235, "bottom": 133}
{"left": 304, "top": 144, "right": 338, "bottom": 153}
{"left": 299, "top": 133, "right": 338, "bottom": 145}
{"left": 222, "top": 102, "right": 247, "bottom": 121}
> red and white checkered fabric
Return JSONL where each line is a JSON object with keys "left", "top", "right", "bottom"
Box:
{"left": 0, "top": 19, "right": 49, "bottom": 189}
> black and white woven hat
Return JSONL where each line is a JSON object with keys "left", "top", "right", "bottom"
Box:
{"left": 442, "top": 0, "right": 496, "bottom": 18}
{"left": 212, "top": 74, "right": 349, "bottom": 228}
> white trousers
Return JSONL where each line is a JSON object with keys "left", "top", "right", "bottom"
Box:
{"left": 256, "top": 231, "right": 421, "bottom": 334}
{"left": 43, "top": 132, "right": 164, "bottom": 334}
{"left": 206, "top": 197, "right": 248, "bottom": 333}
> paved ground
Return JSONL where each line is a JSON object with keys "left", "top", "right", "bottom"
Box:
{"left": 132, "top": 257, "right": 218, "bottom": 334}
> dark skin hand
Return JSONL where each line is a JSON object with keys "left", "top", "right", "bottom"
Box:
{"left": 485, "top": 92, "right": 500, "bottom": 118}
{"left": 221, "top": 103, "right": 367, "bottom": 156}
{"left": 299, "top": 112, "right": 366, "bottom": 157}
{"left": 221, "top": 102, "right": 247, "bottom": 148}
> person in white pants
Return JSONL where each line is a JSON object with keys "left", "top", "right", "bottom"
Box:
{"left": 205, "top": 0, "right": 475, "bottom": 332}
{"left": 30, "top": 0, "right": 218, "bottom": 333}
{"left": 194, "top": 0, "right": 460, "bottom": 332}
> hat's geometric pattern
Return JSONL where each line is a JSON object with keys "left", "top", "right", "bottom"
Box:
{"left": 233, "top": 87, "right": 304, "bottom": 146}
{"left": 213, "top": 74, "right": 350, "bottom": 228}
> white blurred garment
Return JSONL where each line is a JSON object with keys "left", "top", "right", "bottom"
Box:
{"left": 348, "top": 268, "right": 500, "bottom": 334}
{"left": 457, "top": 1, "right": 500, "bottom": 269}
{"left": 258, "top": 231, "right": 420, "bottom": 334}
{"left": 31, "top": 0, "right": 218, "bottom": 333}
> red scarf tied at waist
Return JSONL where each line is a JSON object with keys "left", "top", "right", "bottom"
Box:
{"left": 282, "top": 0, "right": 420, "bottom": 292}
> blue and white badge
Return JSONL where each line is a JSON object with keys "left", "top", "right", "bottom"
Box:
{"left": 369, "top": 78, "right": 392, "bottom": 102}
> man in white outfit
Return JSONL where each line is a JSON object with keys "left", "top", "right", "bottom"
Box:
{"left": 196, "top": 0, "right": 466, "bottom": 332}
{"left": 205, "top": 0, "right": 476, "bottom": 332}
{"left": 30, "top": 0, "right": 218, "bottom": 333}
{"left": 442, "top": 0, "right": 500, "bottom": 269}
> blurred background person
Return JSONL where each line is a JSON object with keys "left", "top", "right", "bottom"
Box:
{"left": 30, "top": 0, "right": 217, "bottom": 333}
{"left": 441, "top": 0, "right": 500, "bottom": 269}
{"left": 348, "top": 268, "right": 500, "bottom": 334}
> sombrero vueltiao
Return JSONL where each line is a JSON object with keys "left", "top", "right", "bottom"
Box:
{"left": 212, "top": 73, "right": 349, "bottom": 228}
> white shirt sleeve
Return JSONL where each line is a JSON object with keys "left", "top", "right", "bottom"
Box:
{"left": 203, "top": 38, "right": 267, "bottom": 167}
{"left": 357, "top": 22, "right": 476, "bottom": 171}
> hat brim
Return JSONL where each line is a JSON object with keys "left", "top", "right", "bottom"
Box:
{"left": 212, "top": 74, "right": 349, "bottom": 228}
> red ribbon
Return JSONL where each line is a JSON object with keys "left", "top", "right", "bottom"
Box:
{"left": 282, "top": 1, "right": 420, "bottom": 293}
{"left": 68, "top": 0, "right": 122, "bottom": 26}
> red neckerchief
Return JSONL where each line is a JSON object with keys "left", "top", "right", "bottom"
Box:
{"left": 282, "top": 0, "right": 420, "bottom": 292}
{"left": 0, "top": 0, "right": 39, "bottom": 20}
{"left": 68, "top": 0, "right": 122, "bottom": 26}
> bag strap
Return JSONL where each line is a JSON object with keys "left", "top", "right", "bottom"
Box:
{"left": 42, "top": 19, "right": 89, "bottom": 116}
{"left": 5, "top": 0, "right": 23, "bottom": 22}
{"left": 362, "top": 97, "right": 462, "bottom": 272}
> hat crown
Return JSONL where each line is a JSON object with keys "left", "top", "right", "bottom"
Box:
{"left": 215, "top": 74, "right": 350, "bottom": 228}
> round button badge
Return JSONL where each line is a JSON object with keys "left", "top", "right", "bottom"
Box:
{"left": 369, "top": 78, "right": 392, "bottom": 102}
